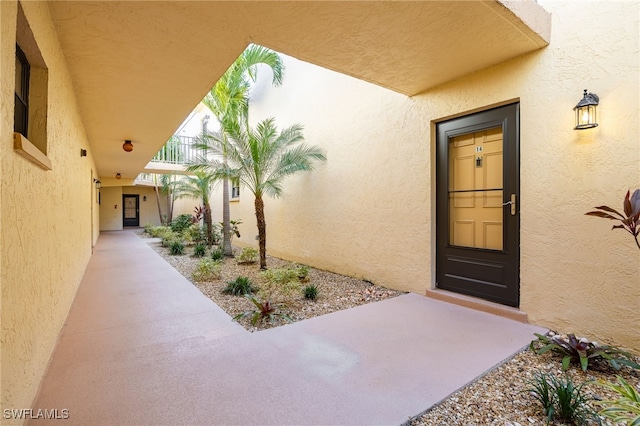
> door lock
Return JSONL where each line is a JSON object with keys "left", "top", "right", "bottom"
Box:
{"left": 503, "top": 194, "right": 517, "bottom": 215}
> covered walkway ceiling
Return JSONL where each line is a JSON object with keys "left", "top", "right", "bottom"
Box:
{"left": 48, "top": 1, "right": 551, "bottom": 179}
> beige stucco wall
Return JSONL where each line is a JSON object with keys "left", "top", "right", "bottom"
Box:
{"left": 1, "top": 1, "right": 98, "bottom": 421}
{"left": 99, "top": 186, "right": 122, "bottom": 231}
{"left": 240, "top": 55, "right": 430, "bottom": 293}
{"left": 240, "top": 0, "right": 639, "bottom": 349}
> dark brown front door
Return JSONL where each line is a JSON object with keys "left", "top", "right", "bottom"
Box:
{"left": 123, "top": 195, "right": 139, "bottom": 227}
{"left": 436, "top": 103, "right": 520, "bottom": 307}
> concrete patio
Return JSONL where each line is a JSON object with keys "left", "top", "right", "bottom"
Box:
{"left": 31, "top": 231, "right": 545, "bottom": 425}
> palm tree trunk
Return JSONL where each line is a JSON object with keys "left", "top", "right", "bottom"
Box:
{"left": 222, "top": 176, "right": 233, "bottom": 256}
{"left": 254, "top": 196, "right": 267, "bottom": 269}
{"left": 204, "top": 202, "right": 213, "bottom": 246}
{"left": 153, "top": 184, "right": 165, "bottom": 225}
{"left": 153, "top": 176, "right": 165, "bottom": 225}
{"left": 167, "top": 194, "right": 174, "bottom": 224}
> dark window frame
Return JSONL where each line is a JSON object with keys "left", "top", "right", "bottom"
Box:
{"left": 231, "top": 178, "right": 240, "bottom": 199}
{"left": 14, "top": 43, "right": 30, "bottom": 137}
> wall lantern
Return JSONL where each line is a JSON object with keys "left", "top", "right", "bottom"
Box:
{"left": 116, "top": 173, "right": 121, "bottom": 179}
{"left": 93, "top": 178, "right": 101, "bottom": 189}
{"left": 574, "top": 89, "right": 599, "bottom": 130}
{"left": 122, "top": 140, "right": 134, "bottom": 152}
{"left": 143, "top": 195, "right": 147, "bottom": 202}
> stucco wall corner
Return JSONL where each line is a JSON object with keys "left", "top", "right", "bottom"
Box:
{"left": 494, "top": 0, "right": 552, "bottom": 47}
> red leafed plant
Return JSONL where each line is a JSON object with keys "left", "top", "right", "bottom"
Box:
{"left": 586, "top": 189, "right": 640, "bottom": 250}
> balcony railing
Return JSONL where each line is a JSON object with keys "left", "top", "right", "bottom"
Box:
{"left": 135, "top": 173, "right": 158, "bottom": 185}
{"left": 151, "top": 136, "right": 202, "bottom": 165}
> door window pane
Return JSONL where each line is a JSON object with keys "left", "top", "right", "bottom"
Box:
{"left": 448, "top": 127, "right": 503, "bottom": 250}
{"left": 124, "top": 197, "right": 137, "bottom": 219}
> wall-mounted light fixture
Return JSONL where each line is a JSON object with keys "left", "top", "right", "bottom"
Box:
{"left": 122, "top": 140, "right": 134, "bottom": 152}
{"left": 143, "top": 195, "right": 147, "bottom": 202}
{"left": 574, "top": 89, "right": 599, "bottom": 130}
{"left": 80, "top": 149, "right": 87, "bottom": 157}
{"left": 93, "top": 178, "right": 101, "bottom": 189}
{"left": 116, "top": 173, "right": 122, "bottom": 179}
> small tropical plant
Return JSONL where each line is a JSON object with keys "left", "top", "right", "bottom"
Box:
{"left": 148, "top": 225, "right": 172, "bottom": 239}
{"left": 596, "top": 375, "right": 640, "bottom": 425}
{"left": 192, "top": 259, "right": 222, "bottom": 281}
{"left": 586, "top": 188, "right": 640, "bottom": 250}
{"left": 211, "top": 248, "right": 224, "bottom": 261}
{"left": 531, "top": 332, "right": 640, "bottom": 372}
{"left": 526, "top": 371, "right": 596, "bottom": 425}
{"left": 527, "top": 371, "right": 555, "bottom": 424}
{"left": 170, "top": 214, "right": 193, "bottom": 234}
{"left": 303, "top": 284, "right": 318, "bottom": 301}
{"left": 185, "top": 224, "right": 206, "bottom": 244}
{"left": 170, "top": 240, "right": 185, "bottom": 255}
{"left": 260, "top": 267, "right": 301, "bottom": 300}
{"left": 222, "top": 276, "right": 257, "bottom": 296}
{"left": 192, "top": 205, "right": 205, "bottom": 224}
{"left": 161, "top": 231, "right": 180, "bottom": 247}
{"left": 219, "top": 219, "right": 242, "bottom": 243}
{"left": 233, "top": 295, "right": 290, "bottom": 326}
{"left": 236, "top": 247, "right": 258, "bottom": 264}
{"left": 292, "top": 263, "right": 310, "bottom": 282}
{"left": 193, "top": 242, "right": 207, "bottom": 257}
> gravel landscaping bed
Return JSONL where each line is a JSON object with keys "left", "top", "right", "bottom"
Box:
{"left": 141, "top": 233, "right": 639, "bottom": 425}
{"left": 143, "top": 235, "right": 404, "bottom": 332}
{"left": 409, "top": 349, "right": 640, "bottom": 426}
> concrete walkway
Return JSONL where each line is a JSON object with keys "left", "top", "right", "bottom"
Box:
{"left": 31, "top": 231, "right": 545, "bottom": 425}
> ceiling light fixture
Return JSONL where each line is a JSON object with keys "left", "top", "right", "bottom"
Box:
{"left": 122, "top": 140, "right": 134, "bottom": 152}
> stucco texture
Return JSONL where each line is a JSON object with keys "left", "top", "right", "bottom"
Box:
{"left": 231, "top": 1, "right": 638, "bottom": 350}
{"left": 1, "top": 1, "right": 97, "bottom": 421}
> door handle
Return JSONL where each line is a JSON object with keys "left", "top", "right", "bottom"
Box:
{"left": 503, "top": 194, "right": 516, "bottom": 215}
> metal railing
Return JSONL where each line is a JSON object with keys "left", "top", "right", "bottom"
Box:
{"left": 151, "top": 136, "right": 202, "bottom": 164}
{"left": 135, "top": 173, "right": 157, "bottom": 184}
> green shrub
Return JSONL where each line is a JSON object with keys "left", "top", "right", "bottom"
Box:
{"left": 147, "top": 225, "right": 171, "bottom": 239}
{"left": 526, "top": 371, "right": 596, "bottom": 425}
{"left": 233, "top": 295, "right": 290, "bottom": 326}
{"left": 527, "top": 371, "right": 555, "bottom": 423}
{"left": 596, "top": 375, "right": 640, "bottom": 425}
{"left": 193, "top": 242, "right": 207, "bottom": 257}
{"left": 260, "top": 267, "right": 301, "bottom": 300}
{"left": 170, "top": 240, "right": 185, "bottom": 255}
{"left": 171, "top": 214, "right": 193, "bottom": 234}
{"left": 211, "top": 248, "right": 224, "bottom": 261}
{"left": 192, "top": 259, "right": 222, "bottom": 282}
{"left": 303, "top": 284, "right": 318, "bottom": 300}
{"left": 293, "top": 263, "right": 310, "bottom": 282}
{"left": 222, "top": 276, "right": 257, "bottom": 296}
{"left": 161, "top": 231, "right": 180, "bottom": 247}
{"left": 530, "top": 332, "right": 640, "bottom": 371}
{"left": 237, "top": 247, "right": 258, "bottom": 264}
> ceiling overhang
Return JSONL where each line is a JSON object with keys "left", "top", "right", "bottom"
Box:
{"left": 47, "top": 1, "right": 551, "bottom": 179}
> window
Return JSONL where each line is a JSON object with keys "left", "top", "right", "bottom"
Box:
{"left": 13, "top": 3, "right": 51, "bottom": 170}
{"left": 231, "top": 178, "right": 240, "bottom": 199}
{"left": 14, "top": 44, "right": 29, "bottom": 137}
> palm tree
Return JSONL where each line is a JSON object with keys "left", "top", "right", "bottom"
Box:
{"left": 174, "top": 171, "right": 218, "bottom": 246}
{"left": 201, "top": 44, "right": 284, "bottom": 257}
{"left": 204, "top": 117, "right": 326, "bottom": 269}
